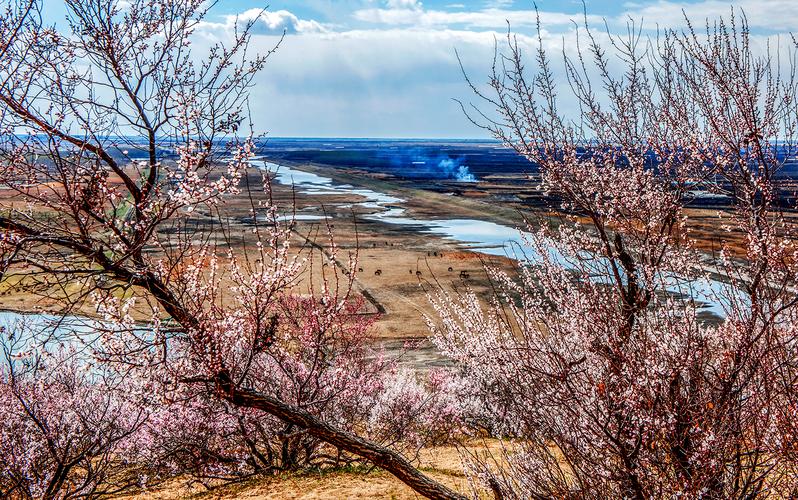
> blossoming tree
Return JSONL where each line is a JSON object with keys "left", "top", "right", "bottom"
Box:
{"left": 0, "top": 322, "right": 153, "bottom": 499}
{"left": 430, "top": 13, "right": 798, "bottom": 498}
{"left": 0, "top": 1, "right": 464, "bottom": 498}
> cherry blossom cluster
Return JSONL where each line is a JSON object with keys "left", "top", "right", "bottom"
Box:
{"left": 433, "top": 11, "right": 798, "bottom": 498}
{"left": 0, "top": 329, "right": 152, "bottom": 498}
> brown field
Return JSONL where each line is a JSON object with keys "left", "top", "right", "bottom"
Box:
{"left": 1, "top": 158, "right": 755, "bottom": 336}
{"left": 0, "top": 159, "right": 523, "bottom": 346}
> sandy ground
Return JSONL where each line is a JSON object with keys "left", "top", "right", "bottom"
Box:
{"left": 248, "top": 162, "right": 525, "bottom": 343}
{"left": 124, "top": 444, "right": 481, "bottom": 500}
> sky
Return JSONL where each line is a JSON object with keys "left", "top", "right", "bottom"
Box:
{"left": 43, "top": 0, "right": 797, "bottom": 138}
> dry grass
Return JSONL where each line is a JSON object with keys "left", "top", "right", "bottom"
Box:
{"left": 123, "top": 445, "right": 475, "bottom": 500}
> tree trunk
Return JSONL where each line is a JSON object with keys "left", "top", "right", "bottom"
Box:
{"left": 214, "top": 371, "right": 467, "bottom": 500}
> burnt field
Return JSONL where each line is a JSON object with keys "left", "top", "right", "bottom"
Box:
{"left": 257, "top": 137, "right": 798, "bottom": 211}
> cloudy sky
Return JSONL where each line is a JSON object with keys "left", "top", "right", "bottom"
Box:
{"left": 46, "top": 0, "right": 795, "bottom": 138}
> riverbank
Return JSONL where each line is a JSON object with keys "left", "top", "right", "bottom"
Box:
{"left": 0, "top": 158, "right": 529, "bottom": 371}
{"left": 257, "top": 160, "right": 732, "bottom": 322}
{"left": 0, "top": 156, "right": 732, "bottom": 357}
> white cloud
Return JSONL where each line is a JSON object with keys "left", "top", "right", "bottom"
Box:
{"left": 190, "top": 2, "right": 795, "bottom": 137}
{"left": 354, "top": 0, "right": 797, "bottom": 33}
{"left": 197, "top": 27, "right": 539, "bottom": 137}
{"left": 191, "top": 2, "right": 628, "bottom": 137}
{"left": 354, "top": 7, "right": 601, "bottom": 28}
{"left": 213, "top": 8, "right": 330, "bottom": 35}
{"left": 385, "top": 0, "right": 423, "bottom": 8}
{"left": 486, "top": 0, "right": 514, "bottom": 6}
{"left": 618, "top": 0, "right": 798, "bottom": 31}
